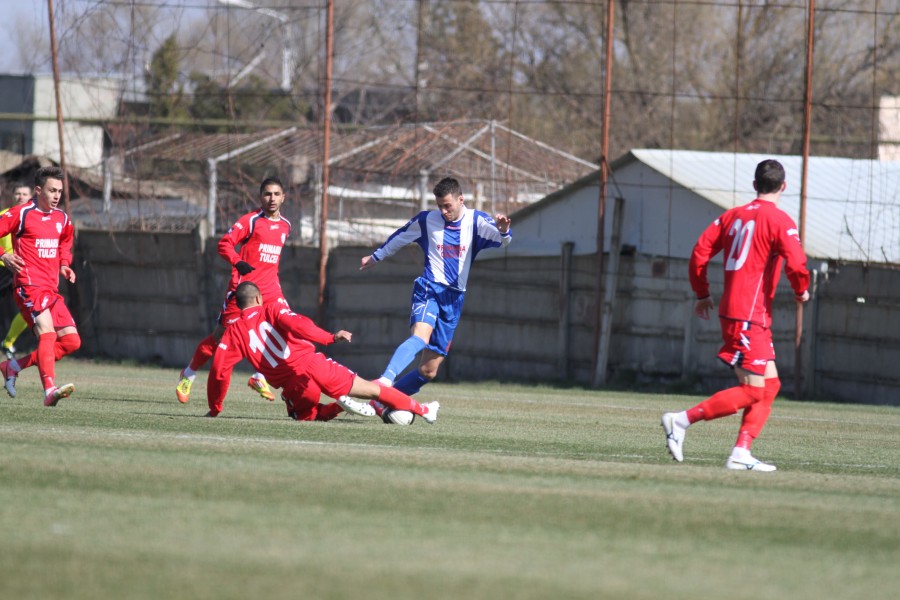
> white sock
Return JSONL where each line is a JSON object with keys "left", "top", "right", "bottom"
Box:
{"left": 182, "top": 366, "right": 197, "bottom": 381}
{"left": 377, "top": 376, "right": 393, "bottom": 387}
{"left": 673, "top": 411, "right": 690, "bottom": 429}
{"left": 252, "top": 372, "right": 267, "bottom": 382}
{"left": 9, "top": 358, "right": 21, "bottom": 373}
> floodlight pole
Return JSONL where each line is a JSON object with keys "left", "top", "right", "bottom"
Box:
{"left": 47, "top": 0, "right": 70, "bottom": 213}
{"left": 795, "top": 0, "right": 815, "bottom": 398}
{"left": 591, "top": 0, "right": 615, "bottom": 388}
{"left": 316, "top": 0, "right": 335, "bottom": 325}
{"left": 218, "top": 0, "right": 293, "bottom": 92}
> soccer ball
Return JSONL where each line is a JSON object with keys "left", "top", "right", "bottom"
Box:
{"left": 382, "top": 408, "right": 416, "bottom": 426}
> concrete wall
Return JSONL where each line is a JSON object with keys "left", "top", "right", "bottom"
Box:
{"left": 72, "top": 230, "right": 900, "bottom": 405}
{"left": 35, "top": 76, "right": 123, "bottom": 170}
{"left": 809, "top": 263, "right": 900, "bottom": 405}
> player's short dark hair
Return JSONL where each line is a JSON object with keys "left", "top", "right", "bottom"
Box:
{"left": 235, "top": 281, "right": 260, "bottom": 309}
{"left": 34, "top": 166, "right": 65, "bottom": 189}
{"left": 12, "top": 181, "right": 31, "bottom": 192}
{"left": 754, "top": 160, "right": 785, "bottom": 195}
{"left": 259, "top": 176, "right": 284, "bottom": 196}
{"left": 433, "top": 177, "right": 462, "bottom": 199}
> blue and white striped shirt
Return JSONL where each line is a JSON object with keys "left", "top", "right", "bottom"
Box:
{"left": 371, "top": 207, "right": 511, "bottom": 292}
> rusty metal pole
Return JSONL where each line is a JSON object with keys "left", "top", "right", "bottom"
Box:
{"left": 591, "top": 0, "right": 615, "bottom": 388}
{"left": 795, "top": 0, "right": 815, "bottom": 398}
{"left": 316, "top": 0, "right": 335, "bottom": 325}
{"left": 47, "top": 0, "right": 70, "bottom": 213}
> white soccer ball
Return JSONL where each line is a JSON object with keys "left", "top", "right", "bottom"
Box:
{"left": 382, "top": 408, "right": 416, "bottom": 426}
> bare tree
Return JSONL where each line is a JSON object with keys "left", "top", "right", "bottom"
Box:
{"left": 416, "top": 0, "right": 511, "bottom": 122}
{"left": 9, "top": 0, "right": 897, "bottom": 161}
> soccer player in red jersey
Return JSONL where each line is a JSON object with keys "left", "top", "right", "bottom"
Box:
{"left": 0, "top": 167, "right": 80, "bottom": 406}
{"left": 176, "top": 177, "right": 291, "bottom": 404}
{"left": 0, "top": 182, "right": 34, "bottom": 359}
{"left": 662, "top": 159, "right": 810, "bottom": 471}
{"left": 207, "top": 282, "right": 440, "bottom": 423}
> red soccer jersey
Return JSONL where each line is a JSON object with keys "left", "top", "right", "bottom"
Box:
{"left": 689, "top": 198, "right": 810, "bottom": 327}
{"left": 208, "top": 302, "right": 336, "bottom": 410}
{"left": 0, "top": 201, "right": 73, "bottom": 290}
{"left": 218, "top": 211, "right": 291, "bottom": 301}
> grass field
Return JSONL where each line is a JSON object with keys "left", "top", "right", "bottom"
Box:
{"left": 1, "top": 360, "right": 898, "bottom": 600}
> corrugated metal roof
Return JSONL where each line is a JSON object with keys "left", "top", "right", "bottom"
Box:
{"left": 124, "top": 121, "right": 597, "bottom": 205}
{"left": 632, "top": 149, "right": 900, "bottom": 264}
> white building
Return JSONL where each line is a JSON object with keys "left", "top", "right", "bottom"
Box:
{"left": 0, "top": 74, "right": 122, "bottom": 171}
{"left": 880, "top": 95, "right": 900, "bottom": 162}
{"left": 510, "top": 149, "right": 900, "bottom": 266}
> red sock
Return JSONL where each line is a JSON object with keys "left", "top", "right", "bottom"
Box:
{"left": 377, "top": 385, "right": 425, "bottom": 416}
{"left": 686, "top": 384, "right": 763, "bottom": 423}
{"left": 188, "top": 335, "right": 218, "bottom": 371}
{"left": 16, "top": 351, "right": 37, "bottom": 372}
{"left": 54, "top": 333, "right": 81, "bottom": 360}
{"left": 736, "top": 378, "right": 780, "bottom": 449}
{"left": 36, "top": 332, "right": 57, "bottom": 391}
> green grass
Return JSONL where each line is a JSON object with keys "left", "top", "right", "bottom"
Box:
{"left": 1, "top": 360, "right": 898, "bottom": 600}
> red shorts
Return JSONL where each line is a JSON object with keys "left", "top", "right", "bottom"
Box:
{"left": 279, "top": 353, "right": 355, "bottom": 421}
{"left": 717, "top": 318, "right": 775, "bottom": 376}
{"left": 284, "top": 352, "right": 355, "bottom": 400}
{"left": 218, "top": 294, "right": 289, "bottom": 327}
{"left": 15, "top": 286, "right": 76, "bottom": 329}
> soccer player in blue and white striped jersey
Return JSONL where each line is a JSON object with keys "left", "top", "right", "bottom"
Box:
{"left": 358, "top": 177, "right": 511, "bottom": 398}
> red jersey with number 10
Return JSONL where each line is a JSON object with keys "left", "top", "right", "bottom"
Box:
{"left": 208, "top": 302, "right": 336, "bottom": 409}
{"left": 689, "top": 198, "right": 809, "bottom": 328}
{"left": 0, "top": 201, "right": 74, "bottom": 290}
{"left": 218, "top": 211, "right": 291, "bottom": 300}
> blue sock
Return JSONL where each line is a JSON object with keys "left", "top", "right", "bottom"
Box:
{"left": 381, "top": 336, "right": 427, "bottom": 382}
{"left": 394, "top": 371, "right": 430, "bottom": 395}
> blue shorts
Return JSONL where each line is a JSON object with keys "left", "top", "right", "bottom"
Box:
{"left": 409, "top": 277, "right": 465, "bottom": 356}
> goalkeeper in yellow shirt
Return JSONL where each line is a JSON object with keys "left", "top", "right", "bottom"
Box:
{"left": 0, "top": 183, "right": 34, "bottom": 359}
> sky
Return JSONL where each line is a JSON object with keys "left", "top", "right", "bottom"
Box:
{"left": 0, "top": 1, "right": 50, "bottom": 74}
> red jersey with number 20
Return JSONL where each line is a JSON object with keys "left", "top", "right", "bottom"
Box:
{"left": 689, "top": 198, "right": 810, "bottom": 328}
{"left": 0, "top": 202, "right": 73, "bottom": 290}
{"left": 218, "top": 211, "right": 291, "bottom": 300}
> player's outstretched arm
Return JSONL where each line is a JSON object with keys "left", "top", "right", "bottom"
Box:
{"left": 279, "top": 310, "right": 343, "bottom": 346}
{"left": 207, "top": 333, "right": 242, "bottom": 416}
{"left": 359, "top": 255, "right": 377, "bottom": 271}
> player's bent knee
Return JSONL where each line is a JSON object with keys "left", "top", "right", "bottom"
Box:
{"left": 58, "top": 332, "right": 81, "bottom": 356}
{"left": 743, "top": 384, "right": 766, "bottom": 404}
{"left": 417, "top": 366, "right": 439, "bottom": 381}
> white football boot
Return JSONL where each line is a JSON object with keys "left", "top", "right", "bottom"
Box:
{"left": 726, "top": 451, "right": 777, "bottom": 472}
{"left": 421, "top": 401, "right": 440, "bottom": 425}
{"left": 337, "top": 395, "right": 377, "bottom": 417}
{"left": 661, "top": 412, "right": 686, "bottom": 462}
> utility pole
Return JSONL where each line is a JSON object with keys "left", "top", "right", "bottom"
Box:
{"left": 47, "top": 0, "right": 70, "bottom": 213}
